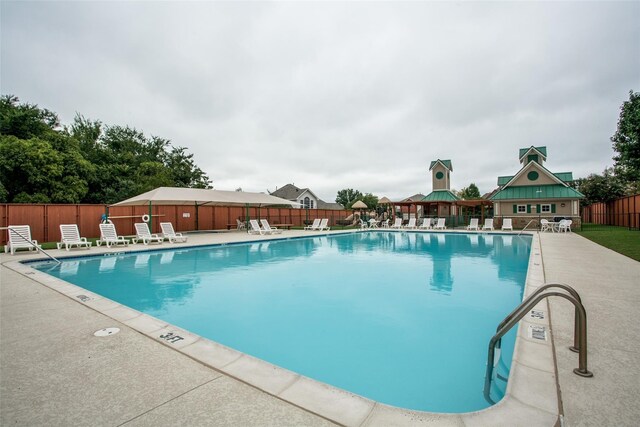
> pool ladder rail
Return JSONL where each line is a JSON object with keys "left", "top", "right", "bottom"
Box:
{"left": 484, "top": 283, "right": 593, "bottom": 404}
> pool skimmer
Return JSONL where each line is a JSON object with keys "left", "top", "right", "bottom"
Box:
{"left": 94, "top": 327, "right": 120, "bottom": 337}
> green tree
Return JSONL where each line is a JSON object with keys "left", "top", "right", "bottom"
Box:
{"left": 360, "top": 193, "right": 379, "bottom": 209}
{"left": 573, "top": 168, "right": 625, "bottom": 205}
{"left": 612, "top": 90, "right": 640, "bottom": 187}
{"left": 458, "top": 183, "right": 481, "bottom": 200}
{"left": 336, "top": 188, "right": 363, "bottom": 209}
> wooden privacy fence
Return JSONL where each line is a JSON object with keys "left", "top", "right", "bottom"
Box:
{"left": 0, "top": 204, "right": 351, "bottom": 245}
{"left": 581, "top": 194, "right": 640, "bottom": 228}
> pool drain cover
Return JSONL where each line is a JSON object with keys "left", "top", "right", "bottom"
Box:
{"left": 94, "top": 327, "right": 120, "bottom": 337}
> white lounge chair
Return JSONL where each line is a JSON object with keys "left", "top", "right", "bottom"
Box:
{"left": 98, "top": 223, "right": 130, "bottom": 247}
{"left": 160, "top": 222, "right": 188, "bottom": 243}
{"left": 390, "top": 218, "right": 403, "bottom": 229}
{"left": 558, "top": 219, "right": 572, "bottom": 233}
{"left": 5, "top": 225, "right": 41, "bottom": 255}
{"left": 260, "top": 219, "right": 282, "bottom": 234}
{"left": 501, "top": 218, "right": 513, "bottom": 231}
{"left": 317, "top": 218, "right": 331, "bottom": 231}
{"left": 418, "top": 218, "right": 432, "bottom": 230}
{"left": 434, "top": 218, "right": 446, "bottom": 230}
{"left": 467, "top": 218, "right": 479, "bottom": 231}
{"left": 248, "top": 220, "right": 265, "bottom": 235}
{"left": 403, "top": 218, "right": 417, "bottom": 229}
{"left": 236, "top": 218, "right": 246, "bottom": 230}
{"left": 134, "top": 223, "right": 164, "bottom": 245}
{"left": 482, "top": 219, "right": 494, "bottom": 231}
{"left": 57, "top": 224, "right": 92, "bottom": 251}
{"left": 304, "top": 219, "right": 321, "bottom": 231}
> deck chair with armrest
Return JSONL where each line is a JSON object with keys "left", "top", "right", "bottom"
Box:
{"left": 98, "top": 223, "right": 130, "bottom": 248}
{"left": 467, "top": 218, "right": 479, "bottom": 231}
{"left": 260, "top": 219, "right": 282, "bottom": 234}
{"left": 134, "top": 223, "right": 164, "bottom": 245}
{"left": 57, "top": 224, "right": 92, "bottom": 251}
{"left": 501, "top": 218, "right": 514, "bottom": 231}
{"left": 160, "top": 222, "right": 188, "bottom": 243}
{"left": 317, "top": 218, "right": 331, "bottom": 231}
{"left": 5, "top": 225, "right": 42, "bottom": 255}
{"left": 482, "top": 218, "right": 494, "bottom": 231}
{"left": 304, "top": 219, "right": 321, "bottom": 231}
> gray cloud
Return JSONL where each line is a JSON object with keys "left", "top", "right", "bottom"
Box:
{"left": 2, "top": 1, "right": 638, "bottom": 202}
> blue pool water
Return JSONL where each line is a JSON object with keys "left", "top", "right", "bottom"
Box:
{"left": 32, "top": 231, "right": 531, "bottom": 413}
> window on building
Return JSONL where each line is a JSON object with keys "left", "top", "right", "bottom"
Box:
{"left": 299, "top": 200, "right": 304, "bottom": 208}
{"left": 541, "top": 204, "right": 551, "bottom": 213}
{"left": 304, "top": 197, "right": 310, "bottom": 209}
{"left": 517, "top": 205, "right": 527, "bottom": 213}
{"left": 310, "top": 199, "right": 314, "bottom": 209}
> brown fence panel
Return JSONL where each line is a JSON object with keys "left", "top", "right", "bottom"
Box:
{"left": 7, "top": 204, "right": 46, "bottom": 243}
{"left": 46, "top": 205, "right": 78, "bottom": 243}
{"left": 80, "top": 205, "right": 106, "bottom": 239}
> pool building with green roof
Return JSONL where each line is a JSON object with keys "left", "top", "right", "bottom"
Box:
{"left": 489, "top": 146, "right": 584, "bottom": 228}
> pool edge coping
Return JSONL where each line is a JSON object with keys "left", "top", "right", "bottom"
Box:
{"left": 2, "top": 230, "right": 559, "bottom": 426}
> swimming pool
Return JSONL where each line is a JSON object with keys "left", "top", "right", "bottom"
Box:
{"left": 32, "top": 231, "right": 532, "bottom": 413}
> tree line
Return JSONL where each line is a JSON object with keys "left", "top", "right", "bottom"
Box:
{"left": 0, "top": 95, "right": 211, "bottom": 204}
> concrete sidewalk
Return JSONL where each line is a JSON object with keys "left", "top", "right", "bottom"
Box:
{"left": 540, "top": 232, "right": 640, "bottom": 427}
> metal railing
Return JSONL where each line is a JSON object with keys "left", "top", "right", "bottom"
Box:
{"left": 517, "top": 219, "right": 539, "bottom": 235}
{"left": 2, "top": 226, "right": 60, "bottom": 264}
{"left": 484, "top": 283, "right": 592, "bottom": 403}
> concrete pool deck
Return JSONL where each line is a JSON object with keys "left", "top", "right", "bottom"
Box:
{"left": 1, "top": 229, "right": 639, "bottom": 426}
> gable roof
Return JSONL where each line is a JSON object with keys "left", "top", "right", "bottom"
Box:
{"left": 519, "top": 146, "right": 547, "bottom": 162}
{"left": 317, "top": 200, "right": 344, "bottom": 210}
{"left": 270, "top": 184, "right": 318, "bottom": 201}
{"left": 429, "top": 159, "right": 453, "bottom": 171}
{"left": 498, "top": 171, "right": 573, "bottom": 186}
{"left": 422, "top": 190, "right": 460, "bottom": 202}
{"left": 401, "top": 193, "right": 426, "bottom": 202}
{"left": 502, "top": 160, "right": 567, "bottom": 189}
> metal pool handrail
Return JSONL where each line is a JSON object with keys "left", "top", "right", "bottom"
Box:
{"left": 484, "top": 287, "right": 593, "bottom": 404}
{"left": 517, "top": 219, "right": 538, "bottom": 235}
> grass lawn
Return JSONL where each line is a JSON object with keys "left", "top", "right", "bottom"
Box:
{"left": 577, "top": 225, "right": 640, "bottom": 262}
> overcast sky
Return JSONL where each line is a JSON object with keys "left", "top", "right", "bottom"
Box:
{"left": 2, "top": 1, "right": 638, "bottom": 202}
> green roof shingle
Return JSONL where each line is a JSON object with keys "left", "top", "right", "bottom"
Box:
{"left": 429, "top": 159, "right": 452, "bottom": 171}
{"left": 422, "top": 190, "right": 460, "bottom": 202}
{"left": 490, "top": 184, "right": 584, "bottom": 200}
{"left": 519, "top": 146, "right": 547, "bottom": 159}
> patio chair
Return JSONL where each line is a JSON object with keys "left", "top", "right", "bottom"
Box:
{"left": 304, "top": 219, "right": 321, "bottom": 231}
{"left": 390, "top": 218, "right": 403, "bottom": 229}
{"left": 467, "top": 218, "right": 479, "bottom": 231}
{"left": 98, "top": 223, "right": 130, "bottom": 247}
{"left": 403, "top": 218, "right": 417, "bottom": 229}
{"left": 248, "top": 219, "right": 266, "bottom": 235}
{"left": 134, "top": 223, "right": 164, "bottom": 245}
{"left": 434, "top": 218, "right": 447, "bottom": 230}
{"left": 57, "top": 224, "right": 92, "bottom": 251}
{"left": 418, "top": 218, "right": 432, "bottom": 230}
{"left": 558, "top": 219, "right": 572, "bottom": 233}
{"left": 5, "top": 225, "right": 42, "bottom": 255}
{"left": 501, "top": 218, "right": 514, "bottom": 231}
{"left": 236, "top": 218, "right": 246, "bottom": 231}
{"left": 260, "top": 219, "right": 282, "bottom": 234}
{"left": 482, "top": 218, "right": 494, "bottom": 231}
{"left": 160, "top": 222, "right": 188, "bottom": 243}
{"left": 540, "top": 219, "right": 553, "bottom": 232}
{"left": 380, "top": 219, "right": 390, "bottom": 228}
{"left": 317, "top": 218, "right": 331, "bottom": 231}
{"left": 359, "top": 219, "right": 368, "bottom": 230}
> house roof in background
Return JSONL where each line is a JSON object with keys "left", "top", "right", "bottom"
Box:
{"left": 421, "top": 190, "right": 460, "bottom": 202}
{"left": 518, "top": 146, "right": 548, "bottom": 161}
